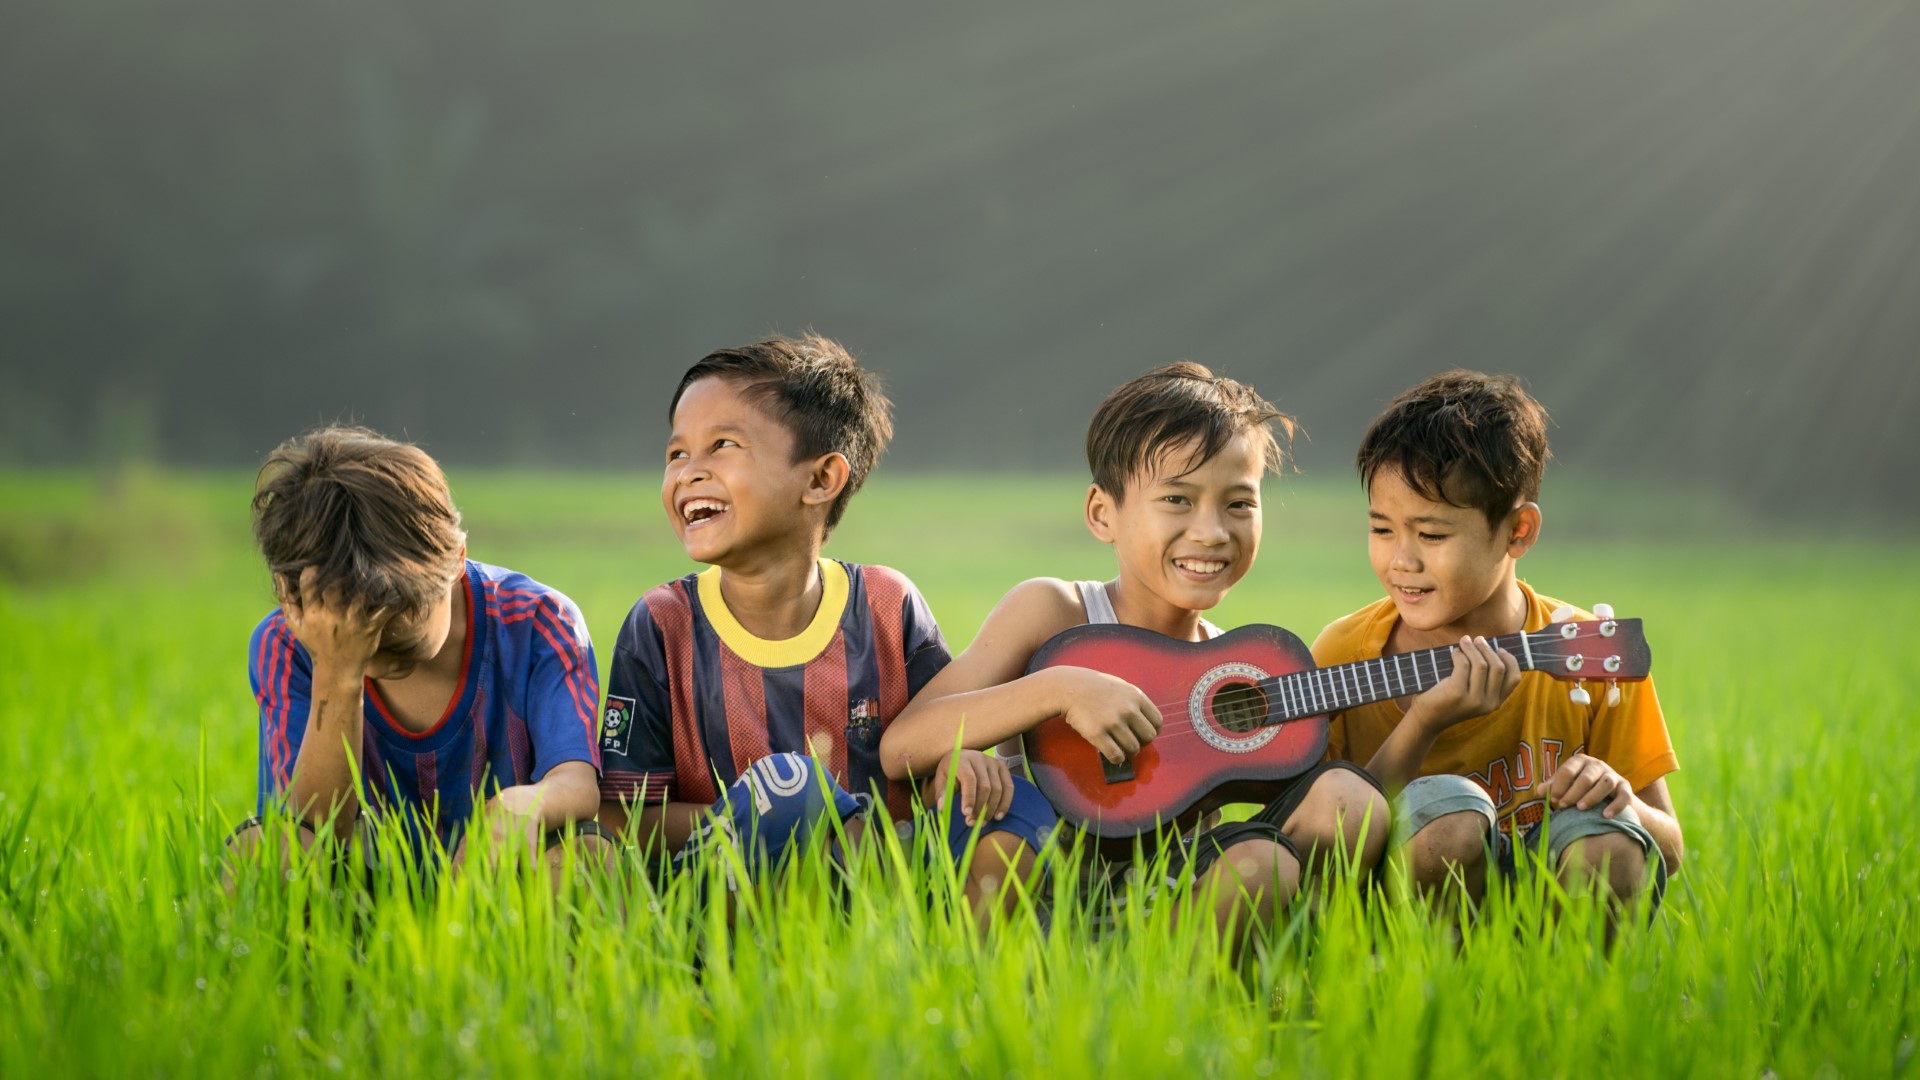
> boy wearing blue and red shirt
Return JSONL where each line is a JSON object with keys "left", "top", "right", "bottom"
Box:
{"left": 599, "top": 335, "right": 1055, "bottom": 919}
{"left": 235, "top": 425, "right": 604, "bottom": 871}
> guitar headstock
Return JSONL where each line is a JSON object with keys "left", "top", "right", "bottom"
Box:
{"left": 1535, "top": 603, "right": 1651, "bottom": 705}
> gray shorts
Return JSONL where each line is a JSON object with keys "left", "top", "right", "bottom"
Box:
{"left": 1393, "top": 774, "right": 1666, "bottom": 902}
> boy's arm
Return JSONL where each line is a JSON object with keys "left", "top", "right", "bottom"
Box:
{"left": 1361, "top": 635, "right": 1522, "bottom": 789}
{"left": 1628, "top": 777, "right": 1683, "bottom": 875}
{"left": 879, "top": 579, "right": 1162, "bottom": 782}
{"left": 267, "top": 568, "right": 390, "bottom": 839}
{"left": 595, "top": 607, "right": 715, "bottom": 853}
{"left": 1551, "top": 677, "right": 1684, "bottom": 874}
{"left": 488, "top": 592, "right": 604, "bottom": 832}
{"left": 604, "top": 801, "right": 710, "bottom": 853}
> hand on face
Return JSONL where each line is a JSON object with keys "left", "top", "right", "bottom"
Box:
{"left": 1537, "top": 752, "right": 1634, "bottom": 818}
{"left": 1409, "top": 634, "right": 1522, "bottom": 733}
{"left": 1057, "top": 667, "right": 1163, "bottom": 765}
{"left": 930, "top": 749, "right": 1016, "bottom": 826}
{"left": 278, "top": 566, "right": 393, "bottom": 679}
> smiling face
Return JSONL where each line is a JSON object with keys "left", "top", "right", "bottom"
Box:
{"left": 662, "top": 376, "right": 830, "bottom": 570}
{"left": 1366, "top": 466, "right": 1538, "bottom": 643}
{"left": 1088, "top": 432, "right": 1265, "bottom": 636}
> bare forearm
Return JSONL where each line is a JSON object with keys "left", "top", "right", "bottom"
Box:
{"left": 1363, "top": 707, "right": 1446, "bottom": 791}
{"left": 286, "top": 668, "right": 365, "bottom": 837}
{"left": 1631, "top": 796, "right": 1685, "bottom": 877}
{"left": 882, "top": 669, "right": 1070, "bottom": 781}
{"left": 515, "top": 761, "right": 600, "bottom": 830}
{"left": 601, "top": 799, "right": 709, "bottom": 853}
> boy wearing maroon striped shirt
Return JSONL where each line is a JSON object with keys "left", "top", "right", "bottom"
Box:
{"left": 597, "top": 335, "right": 1054, "bottom": 919}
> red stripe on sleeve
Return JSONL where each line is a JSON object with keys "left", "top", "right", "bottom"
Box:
{"left": 529, "top": 600, "right": 597, "bottom": 742}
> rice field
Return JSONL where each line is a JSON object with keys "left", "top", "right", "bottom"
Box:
{"left": 0, "top": 469, "right": 1913, "bottom": 1077}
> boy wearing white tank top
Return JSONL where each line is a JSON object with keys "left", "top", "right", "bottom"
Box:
{"left": 881, "top": 364, "right": 1389, "bottom": 950}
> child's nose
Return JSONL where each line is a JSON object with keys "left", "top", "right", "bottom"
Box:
{"left": 1188, "top": 511, "right": 1231, "bottom": 544}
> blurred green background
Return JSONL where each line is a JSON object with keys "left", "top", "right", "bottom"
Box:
{"left": 3, "top": 0, "right": 1916, "bottom": 518}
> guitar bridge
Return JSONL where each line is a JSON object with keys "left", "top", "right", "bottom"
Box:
{"left": 1102, "top": 757, "right": 1135, "bottom": 785}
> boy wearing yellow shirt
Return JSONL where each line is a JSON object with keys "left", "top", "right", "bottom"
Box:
{"left": 1312, "top": 371, "right": 1682, "bottom": 909}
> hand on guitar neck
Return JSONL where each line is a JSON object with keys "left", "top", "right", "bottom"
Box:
{"left": 1369, "top": 634, "right": 1522, "bottom": 790}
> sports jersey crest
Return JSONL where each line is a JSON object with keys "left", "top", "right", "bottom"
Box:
{"left": 602, "top": 695, "right": 637, "bottom": 756}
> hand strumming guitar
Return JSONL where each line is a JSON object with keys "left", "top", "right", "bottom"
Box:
{"left": 1049, "top": 666, "right": 1163, "bottom": 765}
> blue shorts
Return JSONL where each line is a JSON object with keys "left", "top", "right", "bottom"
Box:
{"left": 933, "top": 774, "right": 1057, "bottom": 864}
{"left": 672, "top": 753, "right": 870, "bottom": 879}
{"left": 1394, "top": 773, "right": 1667, "bottom": 904}
{"left": 671, "top": 754, "right": 1057, "bottom": 881}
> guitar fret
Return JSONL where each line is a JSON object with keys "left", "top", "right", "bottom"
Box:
{"left": 1394, "top": 654, "right": 1407, "bottom": 696}
{"left": 1520, "top": 630, "right": 1534, "bottom": 668}
{"left": 1364, "top": 660, "right": 1377, "bottom": 703}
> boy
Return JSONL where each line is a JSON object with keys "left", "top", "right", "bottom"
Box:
{"left": 235, "top": 425, "right": 605, "bottom": 874}
{"left": 1313, "top": 370, "right": 1683, "bottom": 911}
{"left": 880, "top": 363, "right": 1389, "bottom": 946}
{"left": 597, "top": 335, "right": 1055, "bottom": 919}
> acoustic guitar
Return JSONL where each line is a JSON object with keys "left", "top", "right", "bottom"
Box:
{"left": 1020, "top": 611, "right": 1651, "bottom": 836}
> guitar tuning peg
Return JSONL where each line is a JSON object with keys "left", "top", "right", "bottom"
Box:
{"left": 1568, "top": 686, "right": 1592, "bottom": 706}
{"left": 1592, "top": 603, "right": 1614, "bottom": 619}
{"left": 1606, "top": 684, "right": 1622, "bottom": 707}
{"left": 1550, "top": 605, "right": 1577, "bottom": 622}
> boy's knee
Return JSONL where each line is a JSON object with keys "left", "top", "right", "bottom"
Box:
{"left": 1287, "top": 766, "right": 1391, "bottom": 865}
{"left": 1407, "top": 810, "right": 1490, "bottom": 886}
{"left": 1558, "top": 831, "right": 1648, "bottom": 901}
{"left": 1220, "top": 838, "right": 1300, "bottom": 898}
{"left": 966, "top": 830, "right": 1040, "bottom": 897}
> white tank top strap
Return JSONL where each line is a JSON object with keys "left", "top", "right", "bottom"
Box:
{"left": 1076, "top": 579, "right": 1222, "bottom": 639}
{"left": 1075, "top": 580, "right": 1118, "bottom": 625}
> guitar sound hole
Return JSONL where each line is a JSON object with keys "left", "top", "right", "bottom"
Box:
{"left": 1210, "top": 680, "right": 1267, "bottom": 734}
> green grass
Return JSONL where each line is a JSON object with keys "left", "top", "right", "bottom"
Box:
{"left": 1, "top": 469, "right": 1915, "bottom": 1077}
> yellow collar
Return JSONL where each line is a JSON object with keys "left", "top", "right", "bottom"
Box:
{"left": 696, "top": 558, "right": 849, "bottom": 668}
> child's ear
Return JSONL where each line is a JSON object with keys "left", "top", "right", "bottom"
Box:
{"left": 1085, "top": 484, "right": 1118, "bottom": 545}
{"left": 801, "top": 452, "right": 853, "bottom": 508}
{"left": 1506, "top": 502, "right": 1542, "bottom": 557}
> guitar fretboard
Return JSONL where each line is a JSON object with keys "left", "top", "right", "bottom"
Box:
{"left": 1258, "top": 627, "right": 1574, "bottom": 723}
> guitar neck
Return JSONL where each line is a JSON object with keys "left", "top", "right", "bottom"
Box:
{"left": 1264, "top": 629, "right": 1551, "bottom": 723}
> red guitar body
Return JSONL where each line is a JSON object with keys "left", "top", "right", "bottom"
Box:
{"left": 1022, "top": 623, "right": 1328, "bottom": 837}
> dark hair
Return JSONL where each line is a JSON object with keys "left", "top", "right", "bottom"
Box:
{"left": 667, "top": 333, "right": 893, "bottom": 533}
{"left": 1086, "top": 362, "right": 1294, "bottom": 499}
{"left": 1356, "top": 370, "right": 1551, "bottom": 527}
{"left": 251, "top": 425, "right": 467, "bottom": 614}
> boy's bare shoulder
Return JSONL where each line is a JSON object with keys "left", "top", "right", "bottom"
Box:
{"left": 953, "top": 577, "right": 1088, "bottom": 665}
{"left": 995, "top": 577, "right": 1087, "bottom": 628}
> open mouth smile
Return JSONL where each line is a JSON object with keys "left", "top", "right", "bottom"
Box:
{"left": 679, "top": 498, "right": 731, "bottom": 529}
{"left": 1172, "top": 558, "right": 1229, "bottom": 579}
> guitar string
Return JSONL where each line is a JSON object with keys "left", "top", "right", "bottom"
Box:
{"left": 1085, "top": 631, "right": 1597, "bottom": 717}
{"left": 1038, "top": 657, "right": 1627, "bottom": 755}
